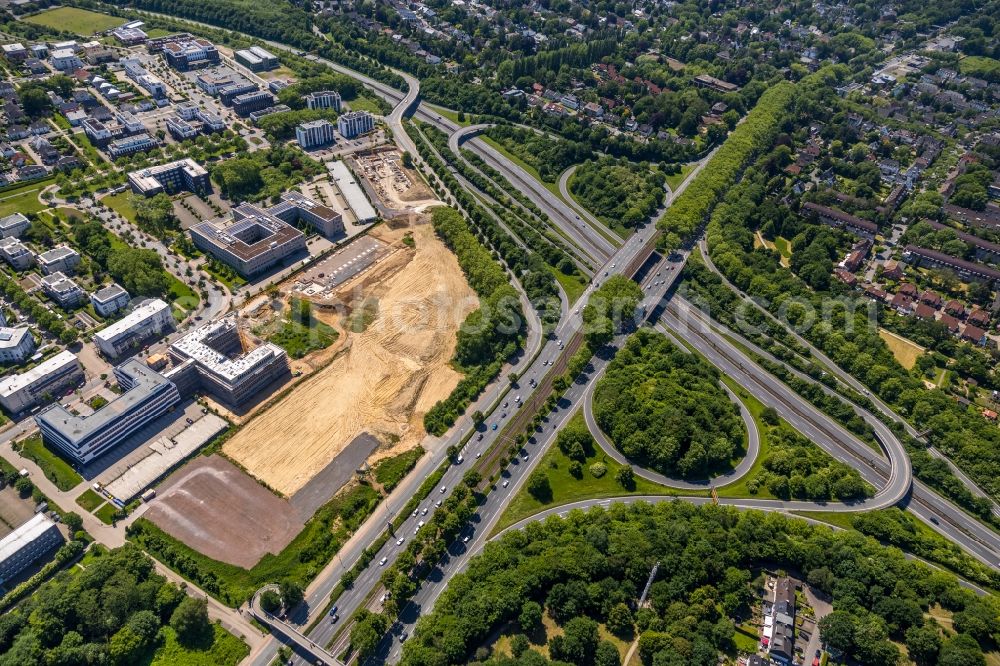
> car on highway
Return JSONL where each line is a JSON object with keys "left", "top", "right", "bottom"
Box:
{"left": 400, "top": 631, "right": 408, "bottom": 642}
{"left": 330, "top": 613, "right": 339, "bottom": 623}
{"left": 492, "top": 423, "right": 498, "bottom": 430}
{"left": 379, "top": 556, "right": 388, "bottom": 566}
{"left": 329, "top": 606, "right": 338, "bottom": 616}
{"left": 421, "top": 507, "right": 428, "bottom": 516}
{"left": 415, "top": 520, "right": 425, "bottom": 533}
{"left": 502, "top": 479, "right": 509, "bottom": 487}
{"left": 462, "top": 535, "right": 470, "bottom": 543}
{"left": 477, "top": 433, "right": 484, "bottom": 441}
{"left": 440, "top": 485, "right": 447, "bottom": 493}
{"left": 435, "top": 500, "right": 442, "bottom": 508}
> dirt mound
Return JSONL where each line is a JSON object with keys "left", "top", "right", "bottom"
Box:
{"left": 222, "top": 221, "right": 477, "bottom": 495}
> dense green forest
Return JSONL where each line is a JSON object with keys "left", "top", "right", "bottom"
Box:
{"left": 593, "top": 329, "right": 744, "bottom": 479}
{"left": 0, "top": 544, "right": 247, "bottom": 666}
{"left": 581, "top": 275, "right": 644, "bottom": 348}
{"left": 569, "top": 158, "right": 666, "bottom": 230}
{"left": 749, "top": 412, "right": 871, "bottom": 501}
{"left": 401, "top": 503, "right": 999, "bottom": 666}
{"left": 210, "top": 146, "right": 322, "bottom": 202}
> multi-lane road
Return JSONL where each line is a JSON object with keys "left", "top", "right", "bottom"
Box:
{"left": 111, "top": 15, "right": 1000, "bottom": 666}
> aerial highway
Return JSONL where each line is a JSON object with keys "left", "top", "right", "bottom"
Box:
{"left": 697, "top": 239, "right": 1000, "bottom": 518}
{"left": 662, "top": 296, "right": 1000, "bottom": 566}
{"left": 121, "top": 13, "right": 1000, "bottom": 664}
{"left": 448, "top": 124, "right": 618, "bottom": 265}
{"left": 557, "top": 163, "right": 626, "bottom": 247}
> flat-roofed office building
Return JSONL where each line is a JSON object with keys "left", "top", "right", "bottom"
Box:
{"left": 0, "top": 212, "right": 30, "bottom": 238}
{"left": 189, "top": 207, "right": 306, "bottom": 278}
{"left": 93, "top": 298, "right": 173, "bottom": 359}
{"left": 168, "top": 316, "right": 289, "bottom": 406}
{"left": 36, "top": 360, "right": 180, "bottom": 464}
{"left": 0, "top": 237, "right": 34, "bottom": 271}
{"left": 128, "top": 158, "right": 210, "bottom": 196}
{"left": 0, "top": 514, "right": 63, "bottom": 584}
{"left": 90, "top": 283, "right": 130, "bottom": 318}
{"left": 337, "top": 110, "right": 374, "bottom": 138}
{"left": 0, "top": 327, "right": 35, "bottom": 364}
{"left": 0, "top": 350, "right": 83, "bottom": 414}
{"left": 296, "top": 119, "right": 335, "bottom": 149}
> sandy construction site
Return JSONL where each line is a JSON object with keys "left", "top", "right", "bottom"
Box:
{"left": 355, "top": 149, "right": 437, "bottom": 211}
{"left": 223, "top": 220, "right": 478, "bottom": 496}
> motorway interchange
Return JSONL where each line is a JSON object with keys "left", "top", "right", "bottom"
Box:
{"left": 146, "top": 30, "right": 1000, "bottom": 666}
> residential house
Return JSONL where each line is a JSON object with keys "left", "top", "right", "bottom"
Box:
{"left": 961, "top": 325, "right": 987, "bottom": 345}
{"left": 944, "top": 300, "right": 967, "bottom": 318}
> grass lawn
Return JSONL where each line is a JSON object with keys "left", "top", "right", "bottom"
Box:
{"left": 94, "top": 503, "right": 119, "bottom": 525}
{"left": 732, "top": 626, "right": 759, "bottom": 653}
{"left": 75, "top": 488, "right": 105, "bottom": 512}
{"left": 346, "top": 97, "right": 384, "bottom": 114}
{"left": 24, "top": 7, "right": 125, "bottom": 35}
{"left": 665, "top": 162, "right": 696, "bottom": 192}
{"left": 958, "top": 55, "right": 1000, "bottom": 80}
{"left": 878, "top": 328, "right": 925, "bottom": 370}
{"left": 773, "top": 236, "right": 792, "bottom": 258}
{"left": 149, "top": 624, "right": 248, "bottom": 666}
{"left": 373, "top": 447, "right": 424, "bottom": 492}
{"left": 261, "top": 317, "right": 338, "bottom": 359}
{"left": 0, "top": 180, "right": 50, "bottom": 217}
{"left": 129, "top": 483, "right": 383, "bottom": 606}
{"left": 145, "top": 28, "right": 175, "bottom": 39}
{"left": 14, "top": 435, "right": 82, "bottom": 492}
{"left": 103, "top": 191, "right": 138, "bottom": 224}
{"left": 425, "top": 104, "right": 472, "bottom": 127}
{"left": 494, "top": 411, "right": 685, "bottom": 534}
{"left": 551, "top": 267, "right": 586, "bottom": 306}
{"left": 167, "top": 276, "right": 200, "bottom": 317}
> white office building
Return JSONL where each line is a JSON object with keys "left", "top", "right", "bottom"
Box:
{"left": 168, "top": 316, "right": 289, "bottom": 406}
{"left": 0, "top": 514, "right": 63, "bottom": 584}
{"left": 0, "top": 327, "right": 35, "bottom": 364}
{"left": 50, "top": 48, "right": 83, "bottom": 71}
{"left": 305, "top": 90, "right": 341, "bottom": 111}
{"left": 296, "top": 119, "right": 336, "bottom": 149}
{"left": 91, "top": 283, "right": 130, "bottom": 318}
{"left": 93, "top": 298, "right": 173, "bottom": 359}
{"left": 328, "top": 160, "right": 378, "bottom": 223}
{"left": 0, "top": 350, "right": 83, "bottom": 414}
{"left": 337, "top": 111, "right": 374, "bottom": 138}
{"left": 0, "top": 237, "right": 34, "bottom": 271}
{"left": 37, "top": 245, "right": 80, "bottom": 275}
{"left": 0, "top": 212, "right": 30, "bottom": 238}
{"left": 36, "top": 360, "right": 180, "bottom": 464}
{"left": 41, "top": 273, "right": 85, "bottom": 309}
